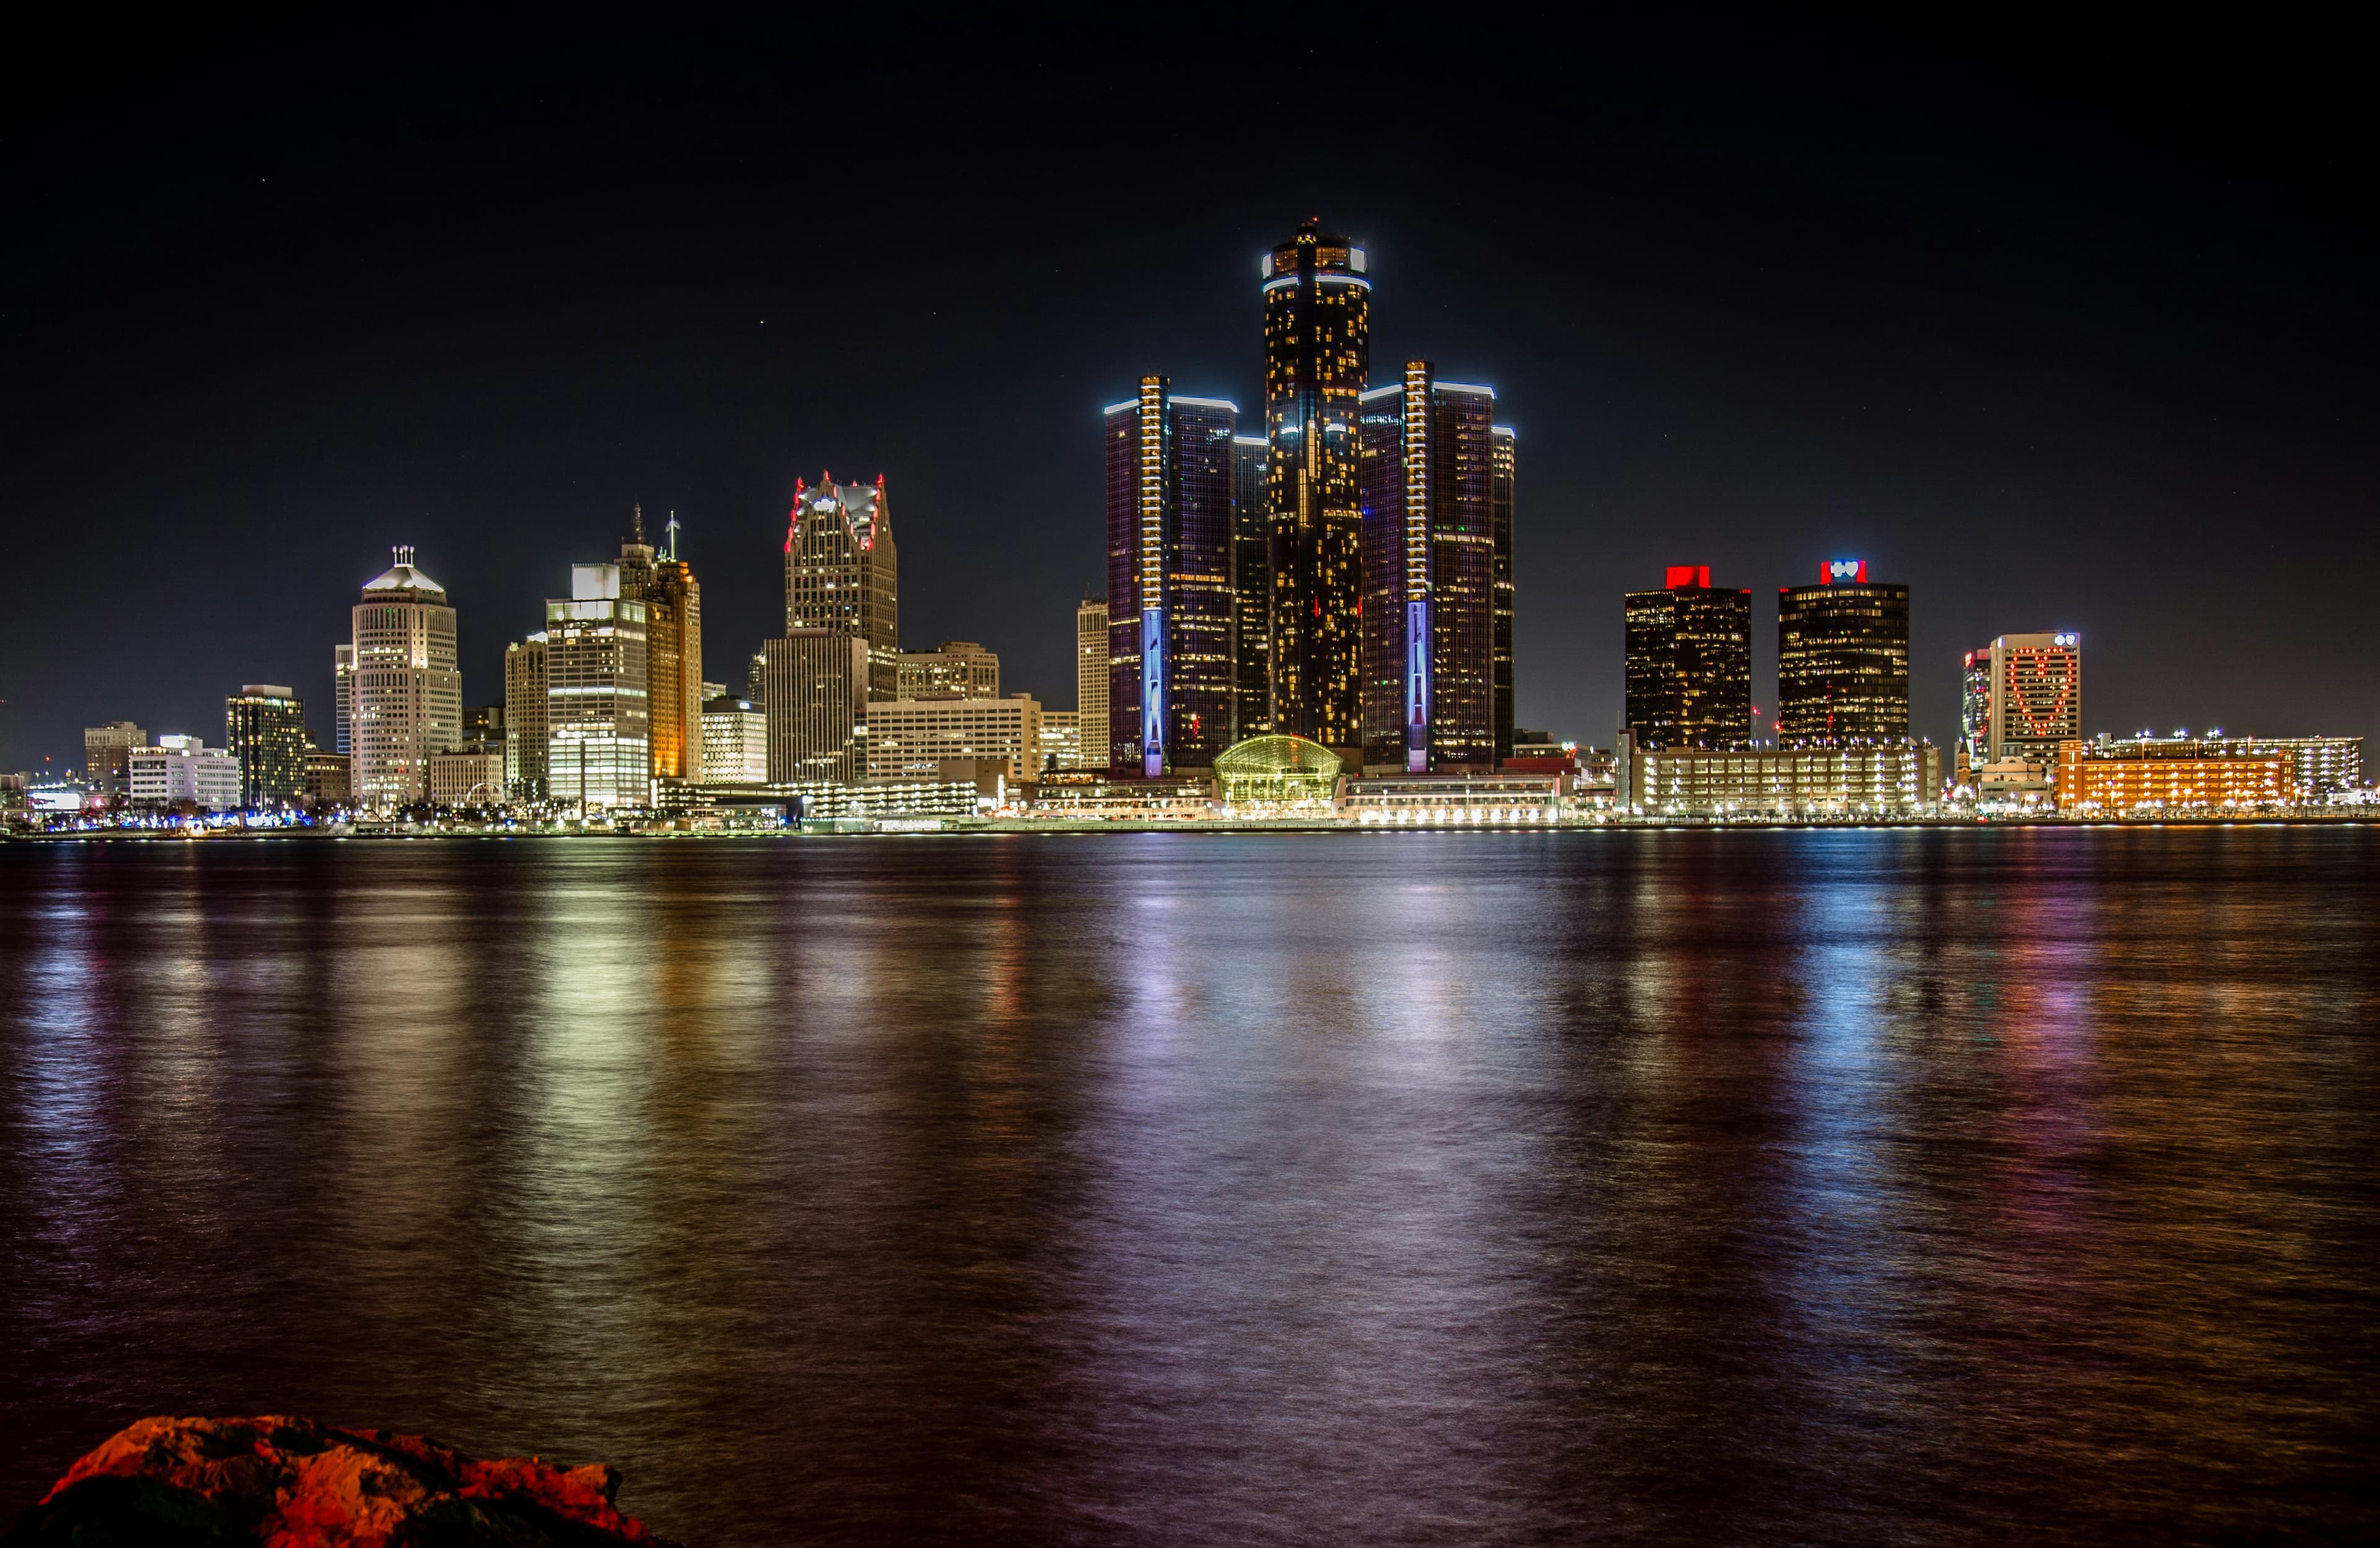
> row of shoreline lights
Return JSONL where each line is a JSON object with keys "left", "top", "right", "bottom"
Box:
{"left": 1354, "top": 807, "right": 1558, "bottom": 825}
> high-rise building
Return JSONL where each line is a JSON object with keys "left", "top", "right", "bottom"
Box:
{"left": 1230, "top": 433, "right": 1271, "bottom": 738}
{"left": 1076, "top": 599, "right": 1109, "bottom": 772}
{"left": 504, "top": 637, "right": 549, "bottom": 800}
{"left": 1104, "top": 378, "right": 1236, "bottom": 776}
{"left": 700, "top": 694, "right": 769, "bottom": 784}
{"left": 747, "top": 652, "right": 768, "bottom": 710}
{"left": 1776, "top": 560, "right": 1910, "bottom": 743}
{"left": 866, "top": 694, "right": 1042, "bottom": 782}
{"left": 82, "top": 721, "right": 146, "bottom": 801}
{"left": 1491, "top": 426, "right": 1517, "bottom": 760}
{"left": 1962, "top": 633, "right": 2082, "bottom": 766}
{"left": 544, "top": 563, "right": 650, "bottom": 810}
{"left": 1356, "top": 363, "right": 1498, "bottom": 772}
{"left": 350, "top": 547, "right": 462, "bottom": 808}
{"left": 332, "top": 646, "right": 353, "bottom": 754}
{"left": 785, "top": 474, "right": 899, "bottom": 701}
{"left": 1263, "top": 218, "right": 1371, "bottom": 749}
{"left": 225, "top": 686, "right": 307, "bottom": 808}
{"left": 1623, "top": 567, "right": 1754, "bottom": 751}
{"left": 617, "top": 507, "right": 704, "bottom": 787}
{"left": 764, "top": 629, "right": 868, "bottom": 784}
{"left": 896, "top": 642, "right": 1000, "bottom": 699}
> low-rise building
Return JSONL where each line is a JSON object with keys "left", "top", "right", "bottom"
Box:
{"left": 304, "top": 749, "right": 351, "bottom": 807}
{"left": 83, "top": 721, "right": 146, "bottom": 802}
{"left": 2056, "top": 738, "right": 2287, "bottom": 812}
{"left": 866, "top": 694, "right": 1041, "bottom": 781}
{"left": 128, "top": 736, "right": 241, "bottom": 811}
{"left": 1341, "top": 773, "right": 1561, "bottom": 823}
{"left": 428, "top": 750, "right": 505, "bottom": 806}
{"left": 1623, "top": 737, "right": 1939, "bottom": 816}
{"left": 1023, "top": 773, "right": 1213, "bottom": 820}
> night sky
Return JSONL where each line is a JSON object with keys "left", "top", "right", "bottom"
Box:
{"left": 4, "top": 19, "right": 2371, "bottom": 776}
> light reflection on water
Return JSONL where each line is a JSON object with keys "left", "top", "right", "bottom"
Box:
{"left": 2, "top": 830, "right": 2376, "bottom": 1545}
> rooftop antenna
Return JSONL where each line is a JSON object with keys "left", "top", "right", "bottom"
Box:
{"left": 665, "top": 510, "right": 681, "bottom": 560}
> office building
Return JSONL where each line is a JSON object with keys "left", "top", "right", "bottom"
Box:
{"left": 224, "top": 686, "right": 307, "bottom": 808}
{"left": 785, "top": 474, "right": 899, "bottom": 701}
{"left": 1231, "top": 433, "right": 1271, "bottom": 738}
{"left": 1776, "top": 560, "right": 1910, "bottom": 743}
{"left": 1623, "top": 735, "right": 1940, "bottom": 816}
{"left": 428, "top": 751, "right": 504, "bottom": 806}
{"left": 866, "top": 694, "right": 1043, "bottom": 782}
{"left": 304, "top": 749, "right": 350, "bottom": 807}
{"left": 1263, "top": 218, "right": 1371, "bottom": 749}
{"left": 617, "top": 507, "right": 704, "bottom": 785}
{"left": 504, "top": 637, "right": 549, "bottom": 800}
{"left": 1038, "top": 710, "right": 1080, "bottom": 774}
{"left": 1357, "top": 363, "right": 1499, "bottom": 772}
{"left": 1105, "top": 377, "right": 1236, "bottom": 775}
{"left": 747, "top": 652, "right": 769, "bottom": 710}
{"left": 701, "top": 694, "right": 769, "bottom": 785}
{"left": 1077, "top": 599, "right": 1109, "bottom": 772}
{"left": 461, "top": 703, "right": 504, "bottom": 751}
{"left": 332, "top": 646, "right": 353, "bottom": 754}
{"left": 1491, "top": 427, "right": 1517, "bottom": 760}
{"left": 896, "top": 641, "right": 1000, "bottom": 699}
{"left": 1623, "top": 567, "right": 1753, "bottom": 751}
{"left": 764, "top": 629, "right": 868, "bottom": 784}
{"left": 349, "top": 547, "right": 462, "bottom": 808}
{"left": 128, "top": 735, "right": 242, "bottom": 811}
{"left": 82, "top": 721, "right": 146, "bottom": 802}
{"left": 2056, "top": 739, "right": 2286, "bottom": 811}
{"left": 1963, "top": 633, "right": 2082, "bottom": 765}
{"left": 545, "top": 563, "right": 650, "bottom": 810}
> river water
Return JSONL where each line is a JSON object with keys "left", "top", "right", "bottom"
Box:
{"left": 2, "top": 829, "right": 2375, "bottom": 1544}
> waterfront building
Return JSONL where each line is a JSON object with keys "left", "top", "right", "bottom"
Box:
{"left": 1214, "top": 735, "right": 1341, "bottom": 808}
{"left": 224, "top": 686, "right": 307, "bottom": 808}
{"left": 349, "top": 547, "right": 462, "bottom": 808}
{"left": 1356, "top": 364, "right": 1499, "bottom": 772}
{"left": 428, "top": 750, "right": 503, "bottom": 806}
{"left": 1624, "top": 567, "right": 1753, "bottom": 751}
{"left": 544, "top": 563, "right": 650, "bottom": 811}
{"left": 1263, "top": 218, "right": 1371, "bottom": 749}
{"left": 332, "top": 646, "right": 353, "bottom": 754}
{"left": 1105, "top": 378, "right": 1236, "bottom": 776}
{"left": 1776, "top": 560, "right": 1910, "bottom": 743}
{"left": 128, "top": 735, "right": 241, "bottom": 811}
{"left": 2056, "top": 738, "right": 2285, "bottom": 811}
{"left": 504, "top": 637, "right": 550, "bottom": 800}
{"left": 785, "top": 474, "right": 899, "bottom": 701}
{"left": 82, "top": 721, "right": 146, "bottom": 802}
{"left": 1076, "top": 599, "right": 1109, "bottom": 772}
{"left": 659, "top": 774, "right": 991, "bottom": 829}
{"left": 1963, "top": 633, "right": 2082, "bottom": 765}
{"left": 763, "top": 628, "right": 868, "bottom": 784}
{"left": 866, "top": 694, "right": 1043, "bottom": 782}
{"left": 1622, "top": 733, "right": 1939, "bottom": 816}
{"left": 1341, "top": 772, "right": 1561, "bottom": 823}
{"left": 700, "top": 694, "right": 768, "bottom": 784}
{"left": 896, "top": 641, "right": 1000, "bottom": 699}
{"left": 1231, "top": 433, "right": 1271, "bottom": 738}
{"left": 1022, "top": 774, "right": 1215, "bottom": 820}
{"left": 1491, "top": 426, "right": 1517, "bottom": 760}
{"left": 304, "top": 748, "right": 351, "bottom": 807}
{"left": 617, "top": 508, "right": 703, "bottom": 786}
{"left": 1038, "top": 710, "right": 1080, "bottom": 774}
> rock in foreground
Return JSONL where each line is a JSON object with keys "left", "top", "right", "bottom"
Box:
{"left": 4, "top": 1415, "right": 682, "bottom": 1546}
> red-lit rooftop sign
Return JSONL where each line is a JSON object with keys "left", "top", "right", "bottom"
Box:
{"left": 1665, "top": 565, "right": 1711, "bottom": 589}
{"left": 1824, "top": 559, "right": 1867, "bottom": 583}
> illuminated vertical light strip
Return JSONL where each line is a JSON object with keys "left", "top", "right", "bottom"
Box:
{"left": 1403, "top": 363, "right": 1432, "bottom": 774}
{"left": 1139, "top": 376, "right": 1168, "bottom": 778}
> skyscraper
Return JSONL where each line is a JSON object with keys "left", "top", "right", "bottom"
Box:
{"left": 1230, "top": 433, "right": 1270, "bottom": 739}
{"left": 504, "top": 636, "right": 549, "bottom": 800}
{"left": 1623, "top": 567, "right": 1754, "bottom": 751}
{"left": 545, "top": 563, "right": 650, "bottom": 810}
{"left": 1777, "top": 560, "right": 1911, "bottom": 743}
{"left": 1076, "top": 599, "right": 1109, "bottom": 773}
{"left": 331, "top": 645, "right": 353, "bottom": 754}
{"left": 1491, "top": 426, "right": 1517, "bottom": 760}
{"left": 1263, "top": 218, "right": 1370, "bottom": 750}
{"left": 349, "top": 547, "right": 462, "bottom": 808}
{"left": 225, "top": 685, "right": 307, "bottom": 808}
{"left": 785, "top": 474, "right": 899, "bottom": 701}
{"left": 618, "top": 508, "right": 704, "bottom": 786}
{"left": 1964, "top": 632, "right": 2082, "bottom": 764}
{"left": 1104, "top": 377, "right": 1236, "bottom": 776}
{"left": 1356, "top": 363, "right": 1498, "bottom": 773}
{"left": 764, "top": 629, "right": 868, "bottom": 784}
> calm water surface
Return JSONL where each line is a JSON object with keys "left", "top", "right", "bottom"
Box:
{"left": 2, "top": 830, "right": 2376, "bottom": 1544}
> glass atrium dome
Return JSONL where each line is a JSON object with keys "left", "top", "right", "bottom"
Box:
{"left": 1215, "top": 735, "right": 1342, "bottom": 807}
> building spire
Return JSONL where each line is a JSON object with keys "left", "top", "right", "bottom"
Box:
{"left": 664, "top": 510, "right": 681, "bottom": 561}
{"left": 630, "top": 502, "right": 646, "bottom": 546}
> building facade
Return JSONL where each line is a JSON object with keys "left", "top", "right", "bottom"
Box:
{"left": 225, "top": 686, "right": 307, "bottom": 808}
{"left": 865, "top": 694, "right": 1042, "bottom": 782}
{"left": 82, "top": 721, "right": 146, "bottom": 802}
{"left": 1076, "top": 599, "right": 1109, "bottom": 773}
{"left": 504, "top": 637, "right": 549, "bottom": 800}
{"left": 303, "top": 749, "right": 350, "bottom": 807}
{"left": 1963, "top": 632, "right": 2082, "bottom": 765}
{"left": 896, "top": 642, "right": 1000, "bottom": 700}
{"left": 1038, "top": 710, "right": 1080, "bottom": 774}
{"left": 700, "top": 694, "right": 769, "bottom": 785}
{"left": 1623, "top": 567, "right": 1754, "bottom": 751}
{"left": 617, "top": 508, "right": 703, "bottom": 786}
{"left": 428, "top": 750, "right": 504, "bottom": 806}
{"left": 1264, "top": 218, "right": 1371, "bottom": 750}
{"left": 2056, "top": 739, "right": 2286, "bottom": 810}
{"left": 1231, "top": 432, "right": 1271, "bottom": 738}
{"left": 764, "top": 629, "right": 868, "bottom": 784}
{"left": 1491, "top": 425, "right": 1517, "bottom": 761}
{"left": 1776, "top": 560, "right": 1910, "bottom": 743}
{"left": 544, "top": 564, "right": 650, "bottom": 810}
{"left": 128, "top": 736, "right": 242, "bottom": 811}
{"left": 332, "top": 646, "right": 353, "bottom": 754}
{"left": 785, "top": 474, "right": 898, "bottom": 701}
{"left": 1105, "top": 378, "right": 1236, "bottom": 775}
{"left": 1626, "top": 737, "right": 1939, "bottom": 816}
{"left": 349, "top": 547, "right": 462, "bottom": 808}
{"left": 1356, "top": 363, "right": 1498, "bottom": 772}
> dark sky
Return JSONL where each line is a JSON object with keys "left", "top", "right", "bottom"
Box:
{"left": 3, "top": 18, "right": 2372, "bottom": 776}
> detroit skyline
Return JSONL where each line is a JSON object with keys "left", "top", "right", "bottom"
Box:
{"left": 2, "top": 20, "right": 2371, "bottom": 772}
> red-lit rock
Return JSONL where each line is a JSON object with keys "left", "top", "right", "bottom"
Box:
{"left": 3, "top": 1414, "right": 683, "bottom": 1546}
